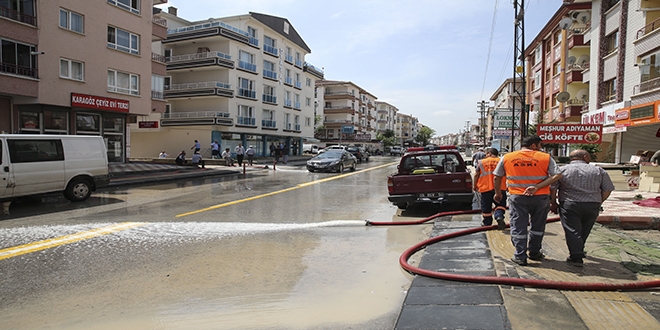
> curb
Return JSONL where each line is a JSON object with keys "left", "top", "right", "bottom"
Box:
{"left": 597, "top": 215, "right": 660, "bottom": 230}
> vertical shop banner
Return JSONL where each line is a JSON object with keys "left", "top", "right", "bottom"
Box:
{"left": 537, "top": 124, "right": 603, "bottom": 144}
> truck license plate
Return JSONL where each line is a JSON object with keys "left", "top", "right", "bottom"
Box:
{"left": 419, "top": 192, "right": 443, "bottom": 198}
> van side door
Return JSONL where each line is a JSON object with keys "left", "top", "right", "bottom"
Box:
{"left": 7, "top": 139, "right": 65, "bottom": 198}
{"left": 0, "top": 139, "right": 12, "bottom": 198}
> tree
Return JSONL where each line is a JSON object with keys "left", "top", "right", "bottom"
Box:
{"left": 415, "top": 127, "right": 435, "bottom": 146}
{"left": 377, "top": 129, "right": 397, "bottom": 148}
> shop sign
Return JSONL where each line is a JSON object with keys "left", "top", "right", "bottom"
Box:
{"left": 603, "top": 126, "right": 626, "bottom": 134}
{"left": 492, "top": 109, "right": 520, "bottom": 129}
{"left": 492, "top": 129, "right": 520, "bottom": 140}
{"left": 581, "top": 109, "right": 615, "bottom": 125}
{"left": 615, "top": 109, "right": 629, "bottom": 120}
{"left": 138, "top": 121, "right": 159, "bottom": 128}
{"left": 537, "top": 124, "right": 603, "bottom": 144}
{"left": 71, "top": 93, "right": 129, "bottom": 113}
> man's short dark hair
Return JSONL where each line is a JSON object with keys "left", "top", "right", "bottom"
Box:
{"left": 521, "top": 135, "right": 542, "bottom": 148}
{"left": 487, "top": 148, "right": 499, "bottom": 156}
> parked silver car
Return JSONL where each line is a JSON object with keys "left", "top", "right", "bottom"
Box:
{"left": 306, "top": 150, "right": 357, "bottom": 173}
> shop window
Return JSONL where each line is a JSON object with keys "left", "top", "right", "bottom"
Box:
{"left": 103, "top": 116, "right": 124, "bottom": 133}
{"left": 76, "top": 113, "right": 100, "bottom": 133}
{"left": 19, "top": 111, "right": 40, "bottom": 133}
{"left": 44, "top": 110, "right": 68, "bottom": 134}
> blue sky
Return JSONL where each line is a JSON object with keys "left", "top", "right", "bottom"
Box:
{"left": 157, "top": 0, "right": 562, "bottom": 137}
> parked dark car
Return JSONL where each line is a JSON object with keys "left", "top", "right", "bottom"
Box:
{"left": 307, "top": 150, "right": 357, "bottom": 173}
{"left": 346, "top": 146, "right": 369, "bottom": 162}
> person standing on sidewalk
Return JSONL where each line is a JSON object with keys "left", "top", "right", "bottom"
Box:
{"left": 210, "top": 140, "right": 220, "bottom": 159}
{"left": 246, "top": 145, "right": 256, "bottom": 166}
{"left": 550, "top": 149, "right": 615, "bottom": 267}
{"left": 234, "top": 143, "right": 245, "bottom": 166}
{"left": 473, "top": 148, "right": 507, "bottom": 229}
{"left": 472, "top": 147, "right": 486, "bottom": 166}
{"left": 494, "top": 135, "right": 561, "bottom": 266}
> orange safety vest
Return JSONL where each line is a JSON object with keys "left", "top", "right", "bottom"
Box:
{"left": 501, "top": 150, "right": 551, "bottom": 195}
{"left": 476, "top": 157, "right": 506, "bottom": 193}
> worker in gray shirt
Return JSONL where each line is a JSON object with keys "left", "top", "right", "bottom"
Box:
{"left": 550, "top": 149, "right": 615, "bottom": 267}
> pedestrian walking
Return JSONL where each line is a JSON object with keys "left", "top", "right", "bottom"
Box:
{"left": 274, "top": 143, "right": 282, "bottom": 163}
{"left": 550, "top": 149, "right": 615, "bottom": 267}
{"left": 270, "top": 142, "right": 276, "bottom": 157}
{"left": 246, "top": 145, "right": 256, "bottom": 166}
{"left": 473, "top": 148, "right": 507, "bottom": 229}
{"left": 494, "top": 135, "right": 561, "bottom": 266}
{"left": 211, "top": 140, "right": 220, "bottom": 159}
{"left": 472, "top": 147, "right": 486, "bottom": 166}
{"left": 235, "top": 143, "right": 245, "bottom": 166}
{"left": 191, "top": 140, "right": 201, "bottom": 153}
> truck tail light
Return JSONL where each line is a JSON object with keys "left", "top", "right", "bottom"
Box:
{"left": 464, "top": 173, "right": 473, "bottom": 190}
{"left": 387, "top": 177, "right": 394, "bottom": 193}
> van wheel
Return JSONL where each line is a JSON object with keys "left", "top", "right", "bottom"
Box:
{"left": 64, "top": 178, "right": 92, "bottom": 202}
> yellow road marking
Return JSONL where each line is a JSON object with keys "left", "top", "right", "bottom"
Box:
{"left": 0, "top": 222, "right": 147, "bottom": 261}
{"left": 176, "top": 162, "right": 397, "bottom": 217}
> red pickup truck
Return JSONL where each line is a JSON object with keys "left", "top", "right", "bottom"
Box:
{"left": 387, "top": 146, "right": 474, "bottom": 210}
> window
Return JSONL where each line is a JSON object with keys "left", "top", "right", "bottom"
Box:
{"left": 533, "top": 71, "right": 541, "bottom": 91}
{"left": 247, "top": 26, "right": 258, "bottom": 46}
{"left": 60, "top": 58, "right": 84, "bottom": 81}
{"left": 238, "top": 105, "right": 255, "bottom": 126}
{"left": 295, "top": 52, "right": 302, "bottom": 66}
{"left": 305, "top": 117, "right": 311, "bottom": 126}
{"left": 7, "top": 139, "right": 64, "bottom": 163}
{"left": 107, "top": 0, "right": 140, "bottom": 15}
{"left": 263, "top": 60, "right": 277, "bottom": 80}
{"left": 285, "top": 46, "right": 293, "bottom": 63}
{"left": 604, "top": 79, "right": 616, "bottom": 101}
{"left": 263, "top": 85, "right": 276, "bottom": 103}
{"left": 238, "top": 50, "right": 256, "bottom": 72}
{"left": 284, "top": 113, "right": 291, "bottom": 130}
{"left": 285, "top": 91, "right": 292, "bottom": 107}
{"left": 262, "top": 110, "right": 276, "bottom": 128}
{"left": 76, "top": 113, "right": 100, "bottom": 132}
{"left": 0, "top": 38, "right": 37, "bottom": 78}
{"left": 264, "top": 36, "right": 277, "bottom": 55}
{"left": 294, "top": 115, "right": 300, "bottom": 131}
{"left": 0, "top": 0, "right": 36, "bottom": 25}
{"left": 108, "top": 69, "right": 139, "bottom": 96}
{"left": 59, "top": 8, "right": 84, "bottom": 33}
{"left": 534, "top": 45, "right": 542, "bottom": 65}
{"left": 284, "top": 68, "right": 292, "bottom": 85}
{"left": 238, "top": 77, "right": 255, "bottom": 99}
{"left": 294, "top": 73, "right": 301, "bottom": 88}
{"left": 306, "top": 97, "right": 311, "bottom": 106}
{"left": 107, "top": 26, "right": 139, "bottom": 55}
{"left": 151, "top": 74, "right": 165, "bottom": 100}
{"left": 306, "top": 77, "right": 311, "bottom": 87}
{"left": 605, "top": 31, "right": 618, "bottom": 55}
{"left": 294, "top": 93, "right": 301, "bottom": 109}
{"left": 640, "top": 50, "right": 660, "bottom": 83}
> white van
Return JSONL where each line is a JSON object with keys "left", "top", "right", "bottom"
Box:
{"left": 0, "top": 135, "right": 109, "bottom": 202}
{"left": 303, "top": 143, "right": 319, "bottom": 154}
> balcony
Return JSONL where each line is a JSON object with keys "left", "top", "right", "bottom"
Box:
{"left": 167, "top": 51, "right": 233, "bottom": 71}
{"left": 324, "top": 91, "right": 355, "bottom": 100}
{"left": 285, "top": 54, "right": 293, "bottom": 64}
{"left": 262, "top": 94, "right": 277, "bottom": 104}
{"left": 237, "top": 116, "right": 256, "bottom": 126}
{"left": 284, "top": 76, "right": 293, "bottom": 86}
{"left": 165, "top": 81, "right": 233, "bottom": 99}
{"left": 637, "top": 17, "right": 660, "bottom": 39}
{"left": 152, "top": 17, "right": 167, "bottom": 40}
{"left": 284, "top": 99, "right": 293, "bottom": 108}
{"left": 634, "top": 17, "right": 660, "bottom": 58}
{"left": 161, "top": 111, "right": 233, "bottom": 127}
{"left": 263, "top": 69, "right": 278, "bottom": 80}
{"left": 633, "top": 76, "right": 660, "bottom": 95}
{"left": 237, "top": 88, "right": 256, "bottom": 99}
{"left": 0, "top": 62, "right": 38, "bottom": 79}
{"left": 238, "top": 61, "right": 257, "bottom": 73}
{"left": 323, "top": 105, "right": 354, "bottom": 114}
{"left": 264, "top": 44, "right": 278, "bottom": 56}
{"left": 294, "top": 102, "right": 301, "bottom": 110}
{"left": 166, "top": 20, "right": 251, "bottom": 46}
{"left": 262, "top": 119, "right": 277, "bottom": 129}
{"left": 294, "top": 80, "right": 302, "bottom": 89}
{"left": 294, "top": 59, "right": 303, "bottom": 68}
{"left": 151, "top": 52, "right": 166, "bottom": 64}
{"left": 0, "top": 6, "right": 36, "bottom": 26}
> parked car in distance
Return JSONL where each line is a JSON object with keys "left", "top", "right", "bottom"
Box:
{"left": 317, "top": 145, "right": 346, "bottom": 154}
{"left": 346, "top": 146, "right": 369, "bottom": 162}
{"left": 390, "top": 146, "right": 403, "bottom": 156}
{"left": 303, "top": 143, "right": 319, "bottom": 154}
{"left": 307, "top": 149, "right": 357, "bottom": 173}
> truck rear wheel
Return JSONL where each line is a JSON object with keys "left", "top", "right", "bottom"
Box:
{"left": 396, "top": 202, "right": 408, "bottom": 210}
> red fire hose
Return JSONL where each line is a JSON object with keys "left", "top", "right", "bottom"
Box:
{"left": 369, "top": 209, "right": 660, "bottom": 291}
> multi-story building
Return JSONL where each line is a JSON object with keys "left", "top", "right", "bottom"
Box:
{"left": 315, "top": 80, "right": 377, "bottom": 145}
{"left": 0, "top": 0, "right": 167, "bottom": 162}
{"left": 375, "top": 101, "right": 398, "bottom": 135}
{"left": 396, "top": 112, "right": 417, "bottom": 146}
{"left": 130, "top": 8, "right": 324, "bottom": 157}
{"left": 490, "top": 78, "right": 524, "bottom": 150}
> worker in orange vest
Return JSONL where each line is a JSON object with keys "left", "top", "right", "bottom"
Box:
{"left": 473, "top": 147, "right": 508, "bottom": 229}
{"left": 493, "top": 135, "right": 562, "bottom": 266}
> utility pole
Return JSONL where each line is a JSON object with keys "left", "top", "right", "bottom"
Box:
{"left": 512, "top": 0, "right": 526, "bottom": 150}
{"left": 464, "top": 120, "right": 471, "bottom": 152}
{"left": 477, "top": 100, "right": 487, "bottom": 148}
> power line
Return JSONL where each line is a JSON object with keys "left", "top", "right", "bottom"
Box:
{"left": 480, "top": 0, "right": 500, "bottom": 100}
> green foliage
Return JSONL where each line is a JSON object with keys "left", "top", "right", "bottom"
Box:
{"left": 571, "top": 144, "right": 602, "bottom": 162}
{"left": 557, "top": 156, "right": 570, "bottom": 164}
{"left": 415, "top": 127, "right": 435, "bottom": 146}
{"left": 377, "top": 129, "right": 397, "bottom": 148}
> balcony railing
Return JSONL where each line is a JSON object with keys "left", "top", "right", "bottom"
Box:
{"left": 169, "top": 51, "right": 231, "bottom": 63}
{"left": 262, "top": 119, "right": 277, "bottom": 128}
{"left": 294, "top": 59, "right": 303, "bottom": 67}
{"left": 637, "top": 17, "right": 660, "bottom": 39}
{"left": 264, "top": 44, "right": 278, "bottom": 56}
{"left": 262, "top": 94, "right": 277, "bottom": 103}
{"left": 263, "top": 69, "right": 278, "bottom": 80}
{"left": 325, "top": 91, "right": 352, "bottom": 96}
{"left": 151, "top": 52, "right": 166, "bottom": 63}
{"left": 0, "top": 6, "right": 36, "bottom": 26}
{"left": 168, "top": 81, "right": 231, "bottom": 90}
{"left": 294, "top": 102, "right": 301, "bottom": 109}
{"left": 238, "top": 88, "right": 256, "bottom": 99}
{"left": 0, "top": 62, "right": 38, "bottom": 78}
{"left": 284, "top": 99, "right": 292, "bottom": 107}
{"left": 285, "top": 54, "right": 293, "bottom": 63}
{"left": 294, "top": 80, "right": 302, "bottom": 89}
{"left": 284, "top": 77, "right": 293, "bottom": 85}
{"left": 237, "top": 116, "right": 256, "bottom": 126}
{"left": 162, "top": 111, "right": 231, "bottom": 119}
{"left": 151, "top": 90, "right": 165, "bottom": 100}
{"left": 294, "top": 124, "right": 301, "bottom": 131}
{"left": 168, "top": 20, "right": 248, "bottom": 37}
{"left": 152, "top": 17, "right": 167, "bottom": 27}
{"left": 249, "top": 37, "right": 259, "bottom": 47}
{"left": 633, "top": 76, "right": 660, "bottom": 94}
{"left": 239, "top": 61, "right": 257, "bottom": 72}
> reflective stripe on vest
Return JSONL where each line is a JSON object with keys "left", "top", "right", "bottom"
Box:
{"left": 502, "top": 150, "right": 551, "bottom": 195}
{"left": 476, "top": 157, "right": 506, "bottom": 192}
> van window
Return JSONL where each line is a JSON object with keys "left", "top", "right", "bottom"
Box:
{"left": 8, "top": 139, "right": 65, "bottom": 163}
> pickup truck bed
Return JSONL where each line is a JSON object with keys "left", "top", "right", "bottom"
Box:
{"left": 387, "top": 147, "right": 473, "bottom": 210}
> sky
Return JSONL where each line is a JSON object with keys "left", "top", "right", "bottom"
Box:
{"left": 156, "top": 0, "right": 563, "bottom": 137}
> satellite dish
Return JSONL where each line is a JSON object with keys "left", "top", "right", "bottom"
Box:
{"left": 577, "top": 12, "right": 591, "bottom": 24}
{"left": 577, "top": 54, "right": 589, "bottom": 68}
{"left": 576, "top": 89, "right": 588, "bottom": 101}
{"left": 559, "top": 17, "right": 573, "bottom": 30}
{"left": 556, "top": 91, "right": 571, "bottom": 103}
{"left": 568, "top": 56, "right": 577, "bottom": 65}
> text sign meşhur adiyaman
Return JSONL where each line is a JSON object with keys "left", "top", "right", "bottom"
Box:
{"left": 71, "top": 93, "right": 130, "bottom": 113}
{"left": 537, "top": 124, "right": 603, "bottom": 144}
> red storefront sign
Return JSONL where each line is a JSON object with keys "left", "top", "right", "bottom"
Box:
{"left": 71, "top": 93, "right": 130, "bottom": 113}
{"left": 138, "top": 121, "right": 159, "bottom": 128}
{"left": 537, "top": 124, "right": 603, "bottom": 144}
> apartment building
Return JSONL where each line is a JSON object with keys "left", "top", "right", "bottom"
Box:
{"left": 375, "top": 101, "right": 398, "bottom": 135}
{"left": 489, "top": 78, "right": 524, "bottom": 150}
{"left": 0, "top": 0, "right": 166, "bottom": 162}
{"left": 315, "top": 80, "right": 377, "bottom": 145}
{"left": 396, "top": 112, "right": 417, "bottom": 146}
{"left": 129, "top": 8, "right": 324, "bottom": 158}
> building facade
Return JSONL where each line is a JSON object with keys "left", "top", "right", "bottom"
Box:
{"left": 375, "top": 101, "right": 398, "bottom": 135}
{"left": 0, "top": 0, "right": 167, "bottom": 162}
{"left": 130, "top": 8, "right": 324, "bottom": 158}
